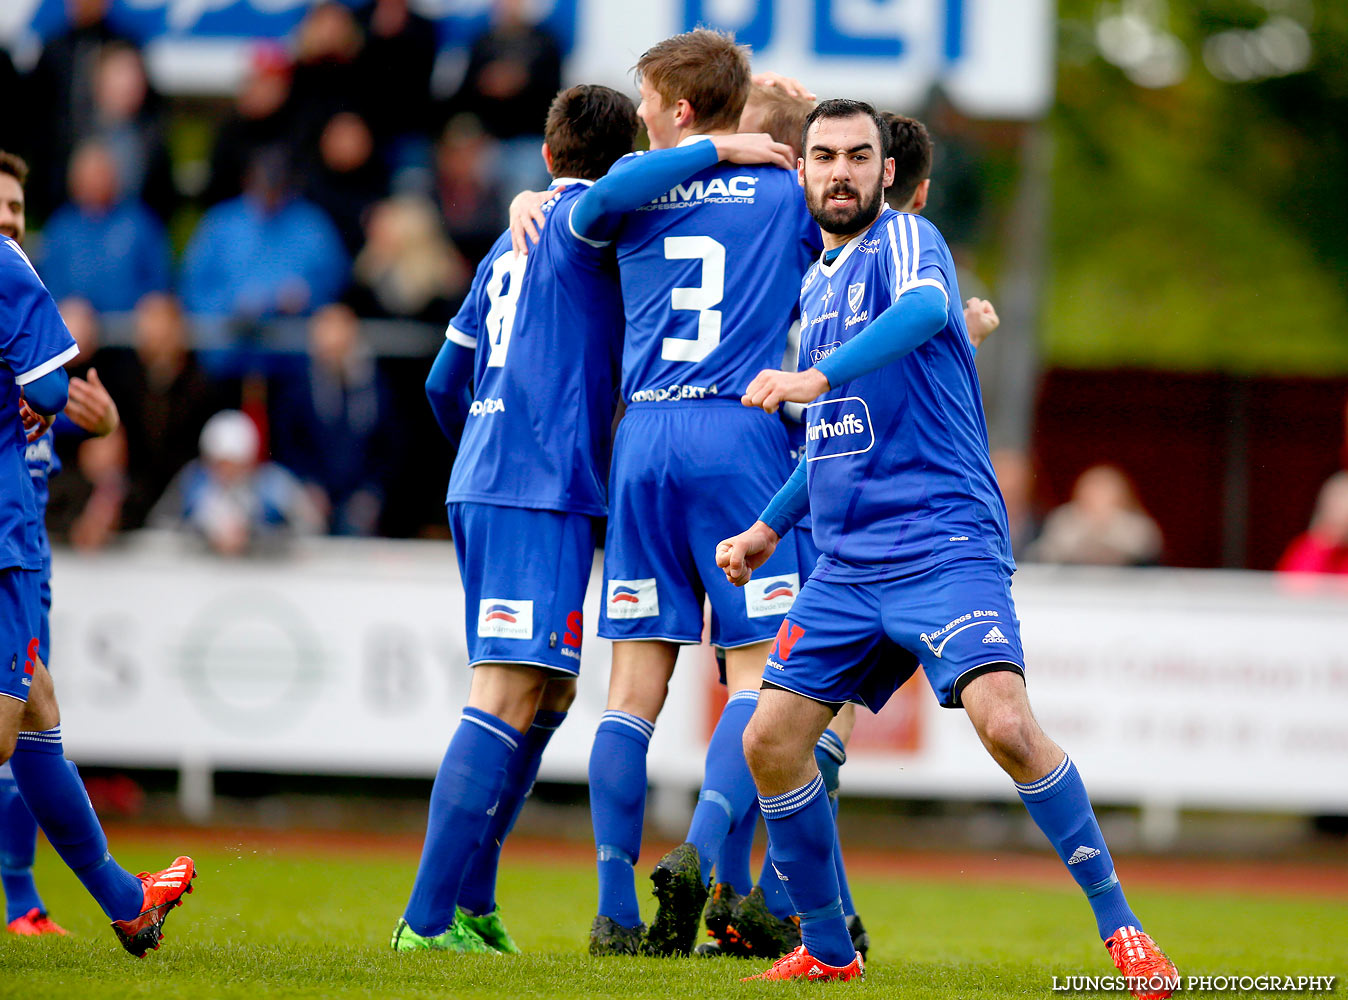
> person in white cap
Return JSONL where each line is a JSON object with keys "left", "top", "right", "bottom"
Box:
{"left": 150, "top": 410, "right": 322, "bottom": 555}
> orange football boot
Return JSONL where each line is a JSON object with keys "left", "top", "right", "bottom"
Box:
{"left": 741, "top": 944, "right": 863, "bottom": 982}
{"left": 1106, "top": 925, "right": 1179, "bottom": 1000}
{"left": 7, "top": 908, "right": 68, "bottom": 936}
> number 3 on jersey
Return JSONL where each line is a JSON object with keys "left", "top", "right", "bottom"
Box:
{"left": 663, "top": 235, "right": 724, "bottom": 363}
{"left": 484, "top": 250, "right": 528, "bottom": 368}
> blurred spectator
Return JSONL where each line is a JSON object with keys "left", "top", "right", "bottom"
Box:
{"left": 1276, "top": 472, "right": 1348, "bottom": 575}
{"left": 204, "top": 44, "right": 296, "bottom": 207}
{"left": 25, "top": 0, "right": 135, "bottom": 216}
{"left": 150, "top": 410, "right": 323, "bottom": 556}
{"left": 434, "top": 115, "right": 505, "bottom": 265}
{"left": 57, "top": 296, "right": 102, "bottom": 368}
{"left": 182, "top": 149, "right": 347, "bottom": 321}
{"left": 358, "top": 0, "right": 438, "bottom": 174}
{"left": 37, "top": 140, "right": 171, "bottom": 312}
{"left": 97, "top": 293, "right": 227, "bottom": 532}
{"left": 449, "top": 0, "right": 561, "bottom": 194}
{"left": 347, "top": 196, "right": 468, "bottom": 325}
{"left": 289, "top": 2, "right": 366, "bottom": 154}
{"left": 271, "top": 304, "right": 392, "bottom": 536}
{"left": 0, "top": 50, "right": 26, "bottom": 157}
{"left": 304, "top": 112, "right": 388, "bottom": 255}
{"left": 87, "top": 42, "right": 175, "bottom": 221}
{"left": 1026, "top": 464, "right": 1163, "bottom": 566}
{"left": 991, "top": 448, "right": 1040, "bottom": 555}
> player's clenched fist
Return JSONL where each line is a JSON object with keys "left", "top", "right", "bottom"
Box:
{"left": 963, "top": 297, "right": 1000, "bottom": 348}
{"left": 741, "top": 367, "right": 830, "bottom": 414}
{"left": 716, "top": 521, "right": 781, "bottom": 586}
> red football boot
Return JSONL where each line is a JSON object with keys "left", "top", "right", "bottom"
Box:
{"left": 7, "top": 908, "right": 68, "bottom": 936}
{"left": 1106, "top": 925, "right": 1179, "bottom": 1000}
{"left": 741, "top": 944, "right": 864, "bottom": 982}
{"left": 110, "top": 855, "right": 196, "bottom": 957}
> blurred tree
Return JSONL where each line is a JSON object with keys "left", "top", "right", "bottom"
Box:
{"left": 1048, "top": 0, "right": 1348, "bottom": 373}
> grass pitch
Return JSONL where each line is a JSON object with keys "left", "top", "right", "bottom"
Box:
{"left": 0, "top": 832, "right": 1343, "bottom": 999}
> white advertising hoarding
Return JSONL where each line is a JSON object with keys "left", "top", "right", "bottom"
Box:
{"left": 50, "top": 537, "right": 1348, "bottom": 814}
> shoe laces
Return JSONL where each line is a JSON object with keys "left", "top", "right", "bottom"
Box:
{"left": 1109, "top": 929, "right": 1173, "bottom": 978}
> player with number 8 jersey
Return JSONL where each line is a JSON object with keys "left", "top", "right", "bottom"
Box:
{"left": 398, "top": 86, "right": 639, "bottom": 957}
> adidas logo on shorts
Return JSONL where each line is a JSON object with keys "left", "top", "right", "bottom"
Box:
{"left": 982, "top": 626, "right": 1009, "bottom": 644}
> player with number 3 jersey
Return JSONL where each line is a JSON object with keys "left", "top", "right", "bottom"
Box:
{"left": 555, "top": 30, "right": 823, "bottom": 958}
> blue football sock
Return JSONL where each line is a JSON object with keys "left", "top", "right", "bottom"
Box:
{"left": 8, "top": 729, "right": 141, "bottom": 921}
{"left": 403, "top": 708, "right": 521, "bottom": 937}
{"left": 716, "top": 799, "right": 757, "bottom": 895}
{"left": 760, "top": 774, "right": 854, "bottom": 967}
{"left": 0, "top": 762, "right": 44, "bottom": 921}
{"left": 814, "top": 731, "right": 856, "bottom": 918}
{"left": 1016, "top": 755, "right": 1141, "bottom": 941}
{"left": 458, "top": 709, "right": 567, "bottom": 916}
{"left": 589, "top": 710, "right": 653, "bottom": 927}
{"left": 757, "top": 846, "right": 794, "bottom": 919}
{"left": 686, "top": 690, "right": 759, "bottom": 883}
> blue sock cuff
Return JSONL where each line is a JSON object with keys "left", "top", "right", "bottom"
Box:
{"left": 1015, "top": 755, "right": 1074, "bottom": 802}
{"left": 815, "top": 729, "right": 846, "bottom": 766}
{"left": 460, "top": 708, "right": 521, "bottom": 752}
{"left": 14, "top": 727, "right": 62, "bottom": 755}
{"left": 727, "top": 689, "right": 760, "bottom": 707}
{"left": 1086, "top": 870, "right": 1120, "bottom": 897}
{"left": 596, "top": 843, "right": 635, "bottom": 865}
{"left": 531, "top": 709, "right": 568, "bottom": 732}
{"left": 598, "top": 710, "right": 654, "bottom": 746}
{"left": 758, "top": 773, "right": 825, "bottom": 818}
{"left": 697, "top": 788, "right": 734, "bottom": 821}
{"left": 799, "top": 897, "right": 844, "bottom": 925}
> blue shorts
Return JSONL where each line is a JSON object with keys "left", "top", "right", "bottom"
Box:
{"left": 450, "top": 502, "right": 597, "bottom": 676}
{"left": 0, "top": 568, "right": 42, "bottom": 704}
{"left": 763, "top": 557, "right": 1025, "bottom": 711}
{"left": 600, "top": 402, "right": 801, "bottom": 648}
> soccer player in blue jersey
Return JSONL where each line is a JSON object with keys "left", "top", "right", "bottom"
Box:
{"left": 389, "top": 85, "right": 641, "bottom": 956}
{"left": 0, "top": 150, "right": 195, "bottom": 957}
{"left": 548, "top": 30, "right": 822, "bottom": 957}
{"left": 716, "top": 100, "right": 1178, "bottom": 991}
{"left": 701, "top": 100, "right": 1003, "bottom": 962}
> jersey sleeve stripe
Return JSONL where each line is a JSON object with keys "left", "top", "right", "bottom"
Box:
{"left": 568, "top": 203, "right": 611, "bottom": 249}
{"left": 15, "top": 343, "right": 78, "bottom": 386}
{"left": 445, "top": 324, "right": 477, "bottom": 348}
{"left": 887, "top": 219, "right": 904, "bottom": 304}
{"left": 897, "top": 277, "right": 950, "bottom": 310}
{"left": 906, "top": 215, "right": 921, "bottom": 285}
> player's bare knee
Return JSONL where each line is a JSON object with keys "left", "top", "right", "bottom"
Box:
{"left": 539, "top": 678, "right": 577, "bottom": 713}
{"left": 977, "top": 706, "right": 1037, "bottom": 769}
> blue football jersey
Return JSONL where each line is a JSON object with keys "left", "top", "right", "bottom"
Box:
{"left": 0, "top": 238, "right": 78, "bottom": 571}
{"left": 445, "top": 181, "right": 622, "bottom": 516}
{"left": 797, "top": 209, "right": 1013, "bottom": 580}
{"left": 599, "top": 152, "right": 819, "bottom": 403}
{"left": 25, "top": 428, "right": 57, "bottom": 577}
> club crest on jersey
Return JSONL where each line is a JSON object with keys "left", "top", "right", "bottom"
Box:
{"left": 478, "top": 599, "right": 534, "bottom": 639}
{"left": 805, "top": 396, "right": 874, "bottom": 461}
{"left": 847, "top": 282, "right": 865, "bottom": 313}
{"left": 605, "top": 578, "right": 659, "bottom": 620}
{"left": 745, "top": 573, "right": 800, "bottom": 618}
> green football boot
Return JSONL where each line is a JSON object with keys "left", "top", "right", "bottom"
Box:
{"left": 457, "top": 907, "right": 521, "bottom": 954}
{"left": 390, "top": 914, "right": 497, "bottom": 953}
